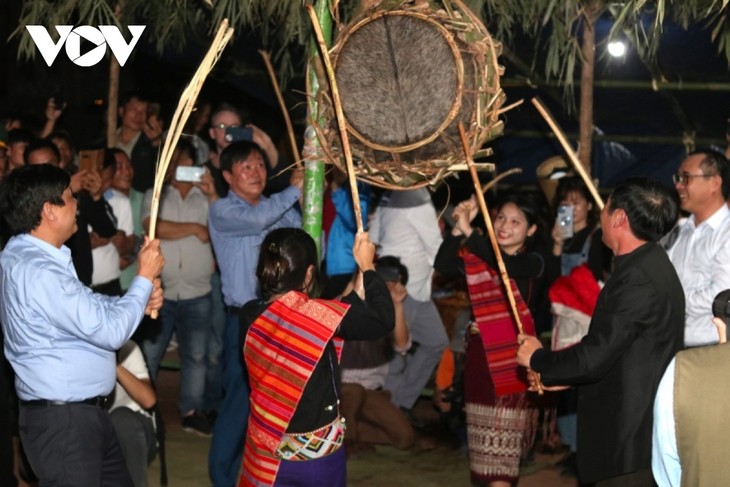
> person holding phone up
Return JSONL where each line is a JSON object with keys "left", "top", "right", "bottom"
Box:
{"left": 139, "top": 138, "right": 219, "bottom": 436}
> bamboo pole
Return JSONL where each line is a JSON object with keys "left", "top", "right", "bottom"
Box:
{"left": 531, "top": 97, "right": 604, "bottom": 210}
{"left": 306, "top": 4, "right": 363, "bottom": 233}
{"left": 147, "top": 19, "right": 234, "bottom": 317}
{"left": 259, "top": 50, "right": 301, "bottom": 168}
{"left": 457, "top": 122, "right": 543, "bottom": 394}
{"left": 300, "top": 0, "right": 331, "bottom": 258}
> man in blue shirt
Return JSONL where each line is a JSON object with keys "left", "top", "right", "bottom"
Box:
{"left": 0, "top": 164, "right": 165, "bottom": 486}
{"left": 207, "top": 140, "right": 302, "bottom": 487}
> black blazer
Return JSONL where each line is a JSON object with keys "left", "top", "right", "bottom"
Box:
{"left": 531, "top": 242, "right": 685, "bottom": 483}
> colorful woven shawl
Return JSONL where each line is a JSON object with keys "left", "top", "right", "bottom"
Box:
{"left": 240, "top": 291, "right": 350, "bottom": 487}
{"left": 462, "top": 251, "right": 535, "bottom": 396}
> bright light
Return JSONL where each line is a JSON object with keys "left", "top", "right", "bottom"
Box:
{"left": 607, "top": 40, "right": 626, "bottom": 58}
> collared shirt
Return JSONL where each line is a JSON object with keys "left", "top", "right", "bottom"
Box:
{"left": 652, "top": 358, "right": 679, "bottom": 487}
{"left": 665, "top": 204, "right": 730, "bottom": 346}
{"left": 91, "top": 188, "right": 134, "bottom": 286}
{"left": 208, "top": 186, "right": 301, "bottom": 307}
{"left": 115, "top": 128, "right": 140, "bottom": 158}
{"left": 369, "top": 188, "right": 443, "bottom": 302}
{"left": 0, "top": 234, "right": 153, "bottom": 401}
{"left": 142, "top": 185, "right": 213, "bottom": 300}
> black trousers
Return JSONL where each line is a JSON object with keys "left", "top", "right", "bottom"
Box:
{"left": 19, "top": 402, "right": 133, "bottom": 486}
{"left": 0, "top": 338, "right": 17, "bottom": 487}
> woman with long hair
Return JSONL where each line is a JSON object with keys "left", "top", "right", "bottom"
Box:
{"left": 435, "top": 192, "right": 551, "bottom": 487}
{"left": 238, "top": 228, "right": 394, "bottom": 487}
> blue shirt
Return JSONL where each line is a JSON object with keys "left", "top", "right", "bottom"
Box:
{"left": 208, "top": 186, "right": 301, "bottom": 307}
{"left": 652, "top": 358, "right": 680, "bottom": 487}
{"left": 325, "top": 182, "right": 370, "bottom": 276}
{"left": 0, "top": 234, "right": 153, "bottom": 401}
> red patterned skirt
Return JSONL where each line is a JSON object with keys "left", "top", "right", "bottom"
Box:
{"left": 464, "top": 332, "right": 538, "bottom": 485}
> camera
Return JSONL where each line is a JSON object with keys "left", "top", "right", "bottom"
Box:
{"left": 225, "top": 126, "right": 253, "bottom": 143}
{"left": 712, "top": 289, "right": 730, "bottom": 325}
{"left": 556, "top": 204, "right": 574, "bottom": 239}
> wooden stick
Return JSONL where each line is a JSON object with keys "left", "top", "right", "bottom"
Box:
{"left": 259, "top": 50, "right": 302, "bottom": 168}
{"left": 457, "top": 122, "right": 543, "bottom": 394}
{"left": 147, "top": 19, "right": 234, "bottom": 317}
{"left": 531, "top": 97, "right": 604, "bottom": 210}
{"left": 306, "top": 4, "right": 363, "bottom": 233}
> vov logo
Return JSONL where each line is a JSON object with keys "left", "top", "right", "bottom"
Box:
{"left": 26, "top": 25, "right": 145, "bottom": 67}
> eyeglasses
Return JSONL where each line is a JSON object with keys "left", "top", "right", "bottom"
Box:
{"left": 213, "top": 123, "right": 240, "bottom": 130}
{"left": 672, "top": 172, "right": 714, "bottom": 185}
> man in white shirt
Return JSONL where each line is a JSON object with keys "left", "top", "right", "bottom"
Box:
{"left": 90, "top": 150, "right": 135, "bottom": 296}
{"left": 664, "top": 149, "right": 730, "bottom": 347}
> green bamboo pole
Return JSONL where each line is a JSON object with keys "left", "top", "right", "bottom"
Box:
{"left": 301, "top": 0, "right": 332, "bottom": 259}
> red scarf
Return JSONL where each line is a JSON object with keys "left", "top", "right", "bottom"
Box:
{"left": 462, "top": 250, "right": 536, "bottom": 396}
{"left": 240, "top": 291, "right": 349, "bottom": 487}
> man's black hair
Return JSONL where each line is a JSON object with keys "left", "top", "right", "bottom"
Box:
{"left": 608, "top": 177, "right": 678, "bottom": 242}
{"left": 175, "top": 138, "right": 197, "bottom": 163}
{"left": 119, "top": 90, "right": 150, "bottom": 107}
{"left": 219, "top": 140, "right": 265, "bottom": 174}
{"left": 23, "top": 139, "right": 60, "bottom": 166}
{"left": 0, "top": 164, "right": 70, "bottom": 236}
{"left": 375, "top": 255, "right": 409, "bottom": 286}
{"left": 7, "top": 128, "right": 34, "bottom": 146}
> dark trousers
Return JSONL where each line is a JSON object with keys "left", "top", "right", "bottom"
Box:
{"left": 19, "top": 403, "right": 133, "bottom": 486}
{"left": 0, "top": 339, "right": 17, "bottom": 487}
{"left": 595, "top": 469, "right": 656, "bottom": 487}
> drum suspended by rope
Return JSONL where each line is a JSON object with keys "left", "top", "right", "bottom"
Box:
{"left": 311, "top": 0, "right": 507, "bottom": 190}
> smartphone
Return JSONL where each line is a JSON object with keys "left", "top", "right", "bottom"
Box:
{"left": 175, "top": 166, "right": 204, "bottom": 183}
{"left": 147, "top": 102, "right": 161, "bottom": 119}
{"left": 78, "top": 149, "right": 104, "bottom": 173}
{"left": 557, "top": 204, "right": 574, "bottom": 239}
{"left": 225, "top": 126, "right": 253, "bottom": 143}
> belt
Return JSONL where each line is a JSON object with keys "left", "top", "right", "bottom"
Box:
{"left": 20, "top": 396, "right": 110, "bottom": 408}
{"left": 225, "top": 305, "right": 243, "bottom": 315}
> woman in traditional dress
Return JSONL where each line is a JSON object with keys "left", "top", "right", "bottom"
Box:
{"left": 435, "top": 193, "right": 553, "bottom": 487}
{"left": 238, "top": 228, "right": 394, "bottom": 487}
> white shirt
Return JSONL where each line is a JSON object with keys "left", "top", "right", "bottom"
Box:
{"left": 665, "top": 204, "right": 730, "bottom": 346}
{"left": 369, "top": 188, "right": 443, "bottom": 302}
{"left": 91, "top": 189, "right": 134, "bottom": 286}
{"left": 110, "top": 341, "right": 152, "bottom": 419}
{"left": 652, "top": 358, "right": 680, "bottom": 487}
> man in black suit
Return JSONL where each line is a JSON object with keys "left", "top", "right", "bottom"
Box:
{"left": 517, "top": 177, "right": 685, "bottom": 486}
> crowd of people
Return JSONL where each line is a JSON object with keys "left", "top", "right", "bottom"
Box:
{"left": 0, "top": 93, "right": 729, "bottom": 487}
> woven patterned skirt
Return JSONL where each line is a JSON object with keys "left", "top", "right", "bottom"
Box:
{"left": 464, "top": 333, "right": 538, "bottom": 485}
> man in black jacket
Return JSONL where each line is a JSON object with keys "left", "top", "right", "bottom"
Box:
{"left": 517, "top": 177, "right": 685, "bottom": 486}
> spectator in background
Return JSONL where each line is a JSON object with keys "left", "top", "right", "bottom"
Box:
{"left": 141, "top": 139, "right": 218, "bottom": 436}
{"left": 369, "top": 188, "right": 448, "bottom": 420}
{"left": 340, "top": 256, "right": 414, "bottom": 454}
{"left": 109, "top": 149, "right": 145, "bottom": 292}
{"left": 89, "top": 149, "right": 135, "bottom": 296}
{"left": 663, "top": 149, "right": 730, "bottom": 347}
{"left": 207, "top": 140, "right": 302, "bottom": 487}
{"left": 48, "top": 130, "right": 78, "bottom": 172}
{"left": 115, "top": 91, "right": 163, "bottom": 193}
{"left": 110, "top": 341, "right": 158, "bottom": 487}
{"left": 6, "top": 128, "right": 33, "bottom": 174}
{"left": 321, "top": 168, "right": 371, "bottom": 298}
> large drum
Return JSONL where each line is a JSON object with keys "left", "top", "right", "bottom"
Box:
{"left": 313, "top": 0, "right": 506, "bottom": 189}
